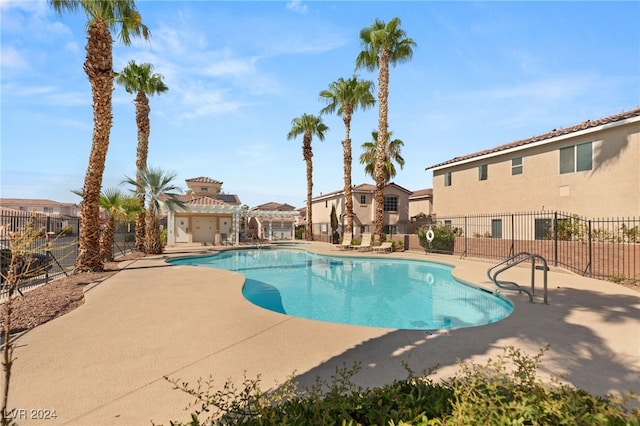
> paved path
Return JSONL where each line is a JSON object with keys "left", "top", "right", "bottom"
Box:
{"left": 5, "top": 243, "right": 639, "bottom": 425}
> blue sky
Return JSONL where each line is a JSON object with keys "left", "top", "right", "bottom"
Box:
{"left": 2, "top": 1, "right": 639, "bottom": 208}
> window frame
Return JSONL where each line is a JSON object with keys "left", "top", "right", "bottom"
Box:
{"left": 383, "top": 196, "right": 398, "bottom": 212}
{"left": 491, "top": 219, "right": 503, "bottom": 239}
{"left": 444, "top": 172, "right": 452, "bottom": 187}
{"left": 511, "top": 157, "right": 523, "bottom": 175}
{"left": 560, "top": 142, "right": 593, "bottom": 174}
{"left": 478, "top": 164, "right": 488, "bottom": 181}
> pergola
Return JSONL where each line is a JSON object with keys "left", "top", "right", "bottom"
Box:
{"left": 245, "top": 208, "right": 300, "bottom": 241}
{"left": 166, "top": 204, "right": 300, "bottom": 246}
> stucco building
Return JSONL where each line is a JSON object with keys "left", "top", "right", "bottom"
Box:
{"left": 310, "top": 183, "right": 412, "bottom": 240}
{"left": 427, "top": 108, "right": 640, "bottom": 218}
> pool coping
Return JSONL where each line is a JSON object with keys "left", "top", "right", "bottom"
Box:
{"left": 7, "top": 242, "right": 640, "bottom": 425}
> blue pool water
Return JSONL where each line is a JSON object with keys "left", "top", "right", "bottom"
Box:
{"left": 169, "top": 249, "right": 513, "bottom": 330}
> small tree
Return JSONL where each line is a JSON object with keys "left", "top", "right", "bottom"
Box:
{"left": 330, "top": 204, "right": 339, "bottom": 243}
{"left": 1, "top": 219, "right": 47, "bottom": 425}
{"left": 123, "top": 167, "right": 186, "bottom": 254}
{"left": 73, "top": 188, "right": 142, "bottom": 262}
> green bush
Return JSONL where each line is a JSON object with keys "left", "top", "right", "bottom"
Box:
{"left": 58, "top": 226, "right": 74, "bottom": 236}
{"left": 160, "top": 230, "right": 167, "bottom": 247}
{"left": 160, "top": 346, "right": 640, "bottom": 426}
{"left": 417, "top": 224, "right": 460, "bottom": 255}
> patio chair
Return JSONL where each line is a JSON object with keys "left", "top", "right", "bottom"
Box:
{"left": 372, "top": 241, "right": 393, "bottom": 253}
{"left": 333, "top": 232, "right": 353, "bottom": 250}
{"left": 351, "top": 233, "right": 372, "bottom": 251}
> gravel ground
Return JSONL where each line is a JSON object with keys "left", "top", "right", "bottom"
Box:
{"left": 1, "top": 253, "right": 146, "bottom": 334}
{"left": 1, "top": 252, "right": 638, "bottom": 335}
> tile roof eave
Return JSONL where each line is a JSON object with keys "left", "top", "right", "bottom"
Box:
{"left": 426, "top": 107, "right": 640, "bottom": 171}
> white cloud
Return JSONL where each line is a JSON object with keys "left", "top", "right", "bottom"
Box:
{"left": 286, "top": 1, "right": 308, "bottom": 14}
{"left": 178, "top": 88, "right": 244, "bottom": 120}
{"left": 0, "top": 45, "right": 29, "bottom": 70}
{"left": 204, "top": 57, "right": 257, "bottom": 77}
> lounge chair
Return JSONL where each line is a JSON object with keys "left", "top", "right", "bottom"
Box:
{"left": 333, "top": 232, "right": 352, "bottom": 250}
{"left": 372, "top": 241, "right": 393, "bottom": 253}
{"left": 351, "top": 233, "right": 372, "bottom": 251}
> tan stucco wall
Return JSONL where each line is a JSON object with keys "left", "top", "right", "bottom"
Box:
{"left": 310, "top": 186, "right": 411, "bottom": 237}
{"left": 408, "top": 197, "right": 432, "bottom": 218}
{"left": 432, "top": 121, "right": 640, "bottom": 218}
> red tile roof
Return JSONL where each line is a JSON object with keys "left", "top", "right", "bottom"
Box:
{"left": 427, "top": 107, "right": 640, "bottom": 170}
{"left": 185, "top": 177, "right": 223, "bottom": 184}
{"left": 183, "top": 196, "right": 228, "bottom": 206}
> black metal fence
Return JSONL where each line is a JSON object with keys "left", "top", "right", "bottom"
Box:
{"left": 419, "top": 211, "right": 639, "bottom": 282}
{"left": 1, "top": 211, "right": 134, "bottom": 297}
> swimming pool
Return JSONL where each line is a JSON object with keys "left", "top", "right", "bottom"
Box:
{"left": 169, "top": 249, "right": 512, "bottom": 330}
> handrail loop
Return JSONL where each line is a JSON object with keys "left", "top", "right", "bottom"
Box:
{"left": 487, "top": 252, "right": 548, "bottom": 304}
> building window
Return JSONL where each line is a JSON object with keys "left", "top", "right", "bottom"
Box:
{"left": 478, "top": 164, "right": 488, "bottom": 181}
{"left": 444, "top": 220, "right": 452, "bottom": 228}
{"left": 383, "top": 225, "right": 397, "bottom": 235}
{"left": 200, "top": 187, "right": 208, "bottom": 192}
{"left": 360, "top": 195, "right": 366, "bottom": 204}
{"left": 360, "top": 226, "right": 366, "bottom": 234}
{"left": 325, "top": 200, "right": 328, "bottom": 208}
{"left": 560, "top": 142, "right": 592, "bottom": 174}
{"left": 535, "top": 218, "right": 552, "bottom": 240}
{"left": 491, "top": 219, "right": 502, "bottom": 239}
{"left": 444, "top": 172, "right": 452, "bottom": 187}
{"left": 383, "top": 196, "right": 398, "bottom": 212}
{"left": 44, "top": 207, "right": 54, "bottom": 213}
{"left": 512, "top": 157, "right": 523, "bottom": 175}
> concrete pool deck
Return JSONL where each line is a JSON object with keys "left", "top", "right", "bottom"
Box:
{"left": 6, "top": 242, "right": 640, "bottom": 425}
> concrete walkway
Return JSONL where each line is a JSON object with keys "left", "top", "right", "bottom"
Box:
{"left": 5, "top": 243, "right": 639, "bottom": 425}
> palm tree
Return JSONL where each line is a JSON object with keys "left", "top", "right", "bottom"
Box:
{"left": 115, "top": 61, "right": 169, "bottom": 253}
{"left": 50, "top": 0, "right": 150, "bottom": 272}
{"left": 319, "top": 76, "right": 375, "bottom": 235}
{"left": 97, "top": 189, "right": 141, "bottom": 262}
{"left": 123, "top": 167, "right": 186, "bottom": 254}
{"left": 287, "top": 114, "right": 329, "bottom": 241}
{"left": 360, "top": 130, "right": 405, "bottom": 184}
{"left": 72, "top": 188, "right": 142, "bottom": 262}
{"left": 355, "top": 17, "right": 416, "bottom": 245}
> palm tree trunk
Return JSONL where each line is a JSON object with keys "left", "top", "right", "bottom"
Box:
{"left": 134, "top": 91, "right": 150, "bottom": 252}
{"left": 134, "top": 211, "right": 146, "bottom": 252}
{"left": 99, "top": 217, "right": 116, "bottom": 262}
{"left": 76, "top": 18, "right": 113, "bottom": 272}
{"left": 303, "top": 136, "right": 314, "bottom": 241}
{"left": 374, "top": 49, "right": 390, "bottom": 246}
{"left": 343, "top": 108, "right": 354, "bottom": 234}
{"left": 145, "top": 204, "right": 162, "bottom": 254}
{"left": 343, "top": 138, "right": 354, "bottom": 234}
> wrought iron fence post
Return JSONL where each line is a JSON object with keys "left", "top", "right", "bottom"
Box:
{"left": 464, "top": 216, "right": 468, "bottom": 257}
{"left": 587, "top": 220, "right": 593, "bottom": 277}
{"left": 553, "top": 211, "right": 558, "bottom": 267}
{"left": 510, "top": 214, "right": 515, "bottom": 257}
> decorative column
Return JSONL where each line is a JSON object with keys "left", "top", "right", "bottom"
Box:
{"left": 232, "top": 210, "right": 239, "bottom": 246}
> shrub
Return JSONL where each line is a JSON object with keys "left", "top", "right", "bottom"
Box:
{"left": 58, "top": 226, "right": 74, "bottom": 236}
{"left": 441, "top": 346, "right": 640, "bottom": 425}
{"left": 159, "top": 347, "right": 640, "bottom": 426}
{"left": 417, "top": 224, "right": 459, "bottom": 255}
